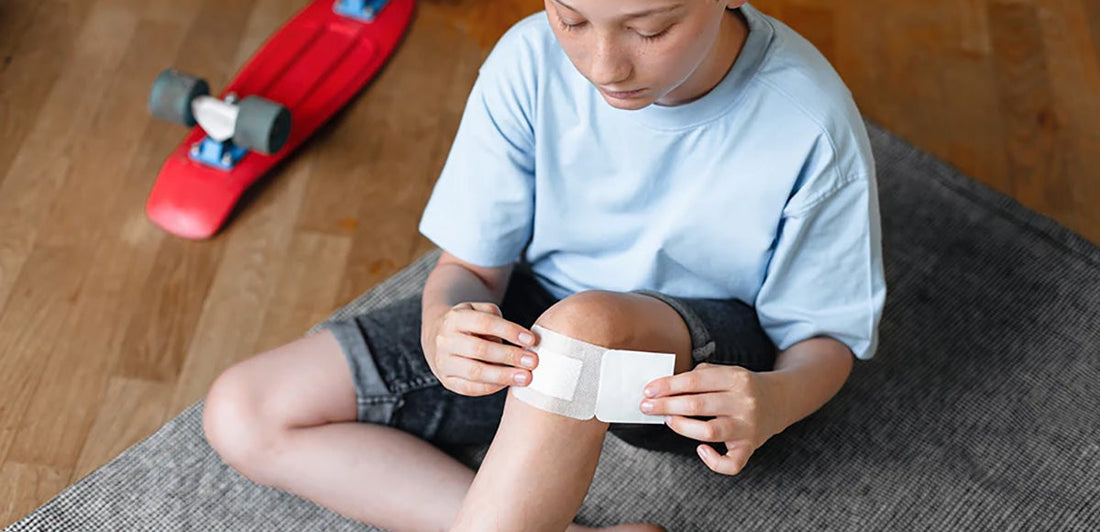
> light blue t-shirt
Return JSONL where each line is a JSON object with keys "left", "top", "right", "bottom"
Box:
{"left": 419, "top": 4, "right": 886, "bottom": 359}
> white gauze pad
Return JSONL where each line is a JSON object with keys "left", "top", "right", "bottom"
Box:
{"left": 512, "top": 324, "right": 675, "bottom": 423}
{"left": 512, "top": 325, "right": 605, "bottom": 420}
{"left": 595, "top": 349, "right": 675, "bottom": 424}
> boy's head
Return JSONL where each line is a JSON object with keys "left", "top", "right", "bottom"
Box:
{"left": 545, "top": 0, "right": 749, "bottom": 110}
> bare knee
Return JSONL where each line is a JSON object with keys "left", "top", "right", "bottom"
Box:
{"left": 535, "top": 290, "right": 638, "bottom": 346}
{"left": 203, "top": 364, "right": 284, "bottom": 486}
{"left": 534, "top": 290, "right": 689, "bottom": 358}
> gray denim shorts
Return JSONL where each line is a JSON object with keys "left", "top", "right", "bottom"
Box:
{"left": 325, "top": 266, "right": 776, "bottom": 455}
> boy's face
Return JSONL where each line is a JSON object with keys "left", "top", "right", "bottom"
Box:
{"left": 545, "top": 0, "right": 746, "bottom": 110}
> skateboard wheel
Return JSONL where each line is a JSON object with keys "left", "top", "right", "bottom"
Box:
{"left": 233, "top": 96, "right": 292, "bottom": 154}
{"left": 149, "top": 69, "right": 210, "bottom": 127}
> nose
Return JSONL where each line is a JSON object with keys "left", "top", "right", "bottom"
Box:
{"left": 588, "top": 32, "right": 632, "bottom": 86}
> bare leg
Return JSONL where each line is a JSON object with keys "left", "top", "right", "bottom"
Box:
{"left": 203, "top": 331, "right": 474, "bottom": 531}
{"left": 452, "top": 291, "right": 692, "bottom": 531}
{"left": 203, "top": 328, "right": 665, "bottom": 531}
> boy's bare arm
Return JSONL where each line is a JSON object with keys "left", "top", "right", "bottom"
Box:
{"left": 763, "top": 337, "right": 853, "bottom": 431}
{"left": 642, "top": 336, "right": 854, "bottom": 475}
{"left": 421, "top": 251, "right": 538, "bottom": 397}
{"left": 421, "top": 251, "right": 514, "bottom": 322}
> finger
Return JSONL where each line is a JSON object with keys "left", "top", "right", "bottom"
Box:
{"left": 444, "top": 376, "right": 505, "bottom": 397}
{"left": 644, "top": 366, "right": 739, "bottom": 398}
{"left": 694, "top": 362, "right": 724, "bottom": 371}
{"left": 467, "top": 302, "right": 503, "bottom": 317}
{"left": 452, "top": 308, "right": 535, "bottom": 347}
{"left": 444, "top": 334, "right": 537, "bottom": 369}
{"left": 443, "top": 355, "right": 532, "bottom": 387}
{"left": 663, "top": 415, "right": 739, "bottom": 443}
{"left": 642, "top": 392, "right": 731, "bottom": 417}
{"left": 697, "top": 442, "right": 752, "bottom": 476}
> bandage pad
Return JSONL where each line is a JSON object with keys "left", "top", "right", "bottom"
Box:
{"left": 513, "top": 325, "right": 605, "bottom": 420}
{"left": 512, "top": 325, "right": 675, "bottom": 423}
{"left": 595, "top": 349, "right": 675, "bottom": 424}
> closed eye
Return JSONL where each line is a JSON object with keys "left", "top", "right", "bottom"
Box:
{"left": 558, "top": 18, "right": 586, "bottom": 32}
{"left": 637, "top": 24, "right": 674, "bottom": 42}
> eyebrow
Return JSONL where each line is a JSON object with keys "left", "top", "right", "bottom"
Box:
{"left": 552, "top": 0, "right": 683, "bottom": 19}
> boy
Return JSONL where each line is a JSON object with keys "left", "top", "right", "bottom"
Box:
{"left": 202, "top": 0, "right": 886, "bottom": 530}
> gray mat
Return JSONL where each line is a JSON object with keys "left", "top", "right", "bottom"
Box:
{"left": 8, "top": 123, "right": 1099, "bottom": 531}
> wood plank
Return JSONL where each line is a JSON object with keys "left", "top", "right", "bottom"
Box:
{"left": 70, "top": 377, "right": 172, "bottom": 483}
{"left": 1086, "top": 0, "right": 1100, "bottom": 64}
{"left": 0, "top": 0, "right": 92, "bottom": 191}
{"left": 435, "top": 0, "right": 543, "bottom": 50}
{"left": 888, "top": 3, "right": 953, "bottom": 157}
{"left": 936, "top": 1, "right": 1011, "bottom": 191}
{"left": 776, "top": 4, "right": 837, "bottom": 63}
{"left": 115, "top": 238, "right": 224, "bottom": 382}
{"left": 0, "top": 1, "right": 37, "bottom": 58}
{"left": 0, "top": 147, "right": 71, "bottom": 318}
{"left": 253, "top": 231, "right": 352, "bottom": 352}
{"left": 958, "top": 0, "right": 994, "bottom": 56}
{"left": 231, "top": 0, "right": 304, "bottom": 70}
{"left": 833, "top": 3, "right": 899, "bottom": 132}
{"left": 0, "top": 245, "right": 90, "bottom": 468}
{"left": 168, "top": 0, "right": 260, "bottom": 90}
{"left": 1038, "top": 0, "right": 1100, "bottom": 243}
{"left": 0, "top": 462, "right": 70, "bottom": 528}
{"left": 0, "top": 2, "right": 136, "bottom": 318}
{"left": 5, "top": 237, "right": 160, "bottom": 468}
{"left": 141, "top": 0, "right": 206, "bottom": 24}
{"left": 988, "top": 1, "right": 1074, "bottom": 223}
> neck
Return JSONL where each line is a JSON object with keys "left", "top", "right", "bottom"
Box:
{"left": 658, "top": 8, "right": 749, "bottom": 106}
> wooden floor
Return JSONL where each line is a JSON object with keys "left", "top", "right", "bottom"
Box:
{"left": 1, "top": 0, "right": 1097, "bottom": 525}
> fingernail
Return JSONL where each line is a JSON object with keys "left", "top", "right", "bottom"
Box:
{"left": 640, "top": 401, "right": 653, "bottom": 413}
{"left": 520, "top": 355, "right": 536, "bottom": 368}
{"left": 514, "top": 373, "right": 529, "bottom": 385}
{"left": 518, "top": 332, "right": 533, "bottom": 345}
{"left": 644, "top": 386, "right": 656, "bottom": 398}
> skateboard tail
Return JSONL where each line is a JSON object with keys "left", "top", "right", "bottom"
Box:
{"left": 147, "top": 155, "right": 244, "bottom": 240}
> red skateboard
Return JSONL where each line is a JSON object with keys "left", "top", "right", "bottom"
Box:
{"left": 147, "top": 0, "right": 415, "bottom": 240}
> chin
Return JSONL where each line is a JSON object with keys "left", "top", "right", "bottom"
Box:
{"left": 600, "top": 94, "right": 656, "bottom": 111}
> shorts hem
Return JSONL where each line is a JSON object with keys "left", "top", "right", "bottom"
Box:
{"left": 632, "top": 289, "right": 716, "bottom": 363}
{"left": 326, "top": 320, "right": 401, "bottom": 424}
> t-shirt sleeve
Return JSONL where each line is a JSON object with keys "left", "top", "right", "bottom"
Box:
{"left": 754, "top": 170, "right": 887, "bottom": 360}
{"left": 417, "top": 37, "right": 537, "bottom": 268}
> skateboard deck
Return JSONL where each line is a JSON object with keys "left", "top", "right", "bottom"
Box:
{"left": 147, "top": 0, "right": 415, "bottom": 240}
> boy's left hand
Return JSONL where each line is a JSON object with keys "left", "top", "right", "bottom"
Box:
{"left": 640, "top": 363, "right": 785, "bottom": 475}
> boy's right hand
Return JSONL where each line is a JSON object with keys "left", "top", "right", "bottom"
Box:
{"left": 425, "top": 302, "right": 538, "bottom": 397}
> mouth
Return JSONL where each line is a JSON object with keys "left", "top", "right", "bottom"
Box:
{"left": 600, "top": 87, "right": 646, "bottom": 100}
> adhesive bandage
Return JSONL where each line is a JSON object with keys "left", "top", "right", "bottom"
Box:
{"left": 511, "top": 325, "right": 676, "bottom": 423}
